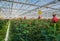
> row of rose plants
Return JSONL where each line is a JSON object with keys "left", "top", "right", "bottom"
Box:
{"left": 8, "top": 19, "right": 60, "bottom": 41}
{"left": 0, "top": 19, "right": 9, "bottom": 41}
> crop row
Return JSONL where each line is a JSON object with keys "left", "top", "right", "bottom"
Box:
{"left": 8, "top": 19, "right": 60, "bottom": 41}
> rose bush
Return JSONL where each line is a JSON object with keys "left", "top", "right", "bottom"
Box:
{"left": 0, "top": 19, "right": 8, "bottom": 41}
{"left": 8, "top": 19, "right": 60, "bottom": 41}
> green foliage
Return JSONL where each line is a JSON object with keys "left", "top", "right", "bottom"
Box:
{"left": 0, "top": 19, "right": 8, "bottom": 41}
{"left": 8, "top": 19, "right": 60, "bottom": 41}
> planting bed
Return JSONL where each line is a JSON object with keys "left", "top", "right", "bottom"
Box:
{"left": 0, "top": 19, "right": 8, "bottom": 41}
{"left": 8, "top": 19, "right": 60, "bottom": 41}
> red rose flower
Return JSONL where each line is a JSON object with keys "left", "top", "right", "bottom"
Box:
{"left": 38, "top": 15, "right": 41, "bottom": 19}
{"left": 24, "top": 16, "right": 26, "bottom": 19}
{"left": 52, "top": 14, "right": 58, "bottom": 23}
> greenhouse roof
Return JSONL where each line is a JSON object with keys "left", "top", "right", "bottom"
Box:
{"left": 0, "top": 0, "right": 60, "bottom": 19}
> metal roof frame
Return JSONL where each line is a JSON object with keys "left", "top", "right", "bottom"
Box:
{"left": 0, "top": 0, "right": 60, "bottom": 18}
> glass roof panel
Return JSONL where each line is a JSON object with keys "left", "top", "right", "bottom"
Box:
{"left": 27, "top": 6, "right": 37, "bottom": 10}
{"left": 0, "top": 1, "right": 11, "bottom": 8}
{"left": 28, "top": 0, "right": 38, "bottom": 4}
{"left": 36, "top": 0, "right": 54, "bottom": 6}
{"left": 13, "top": 3, "right": 22, "bottom": 9}
{"left": 0, "top": 0, "right": 60, "bottom": 18}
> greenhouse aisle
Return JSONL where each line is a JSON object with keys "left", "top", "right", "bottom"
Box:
{"left": 5, "top": 20, "right": 11, "bottom": 41}
{"left": 0, "top": 0, "right": 60, "bottom": 41}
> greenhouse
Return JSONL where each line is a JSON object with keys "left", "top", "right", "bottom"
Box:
{"left": 0, "top": 0, "right": 60, "bottom": 41}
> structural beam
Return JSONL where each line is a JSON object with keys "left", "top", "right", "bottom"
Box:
{"left": 0, "top": 0, "right": 7, "bottom": 1}
{"left": 1, "top": 0, "right": 41, "bottom": 7}
{"left": 45, "top": 7, "right": 60, "bottom": 10}
{"left": 10, "top": 1, "right": 13, "bottom": 14}
{"left": 55, "top": 0, "right": 58, "bottom": 2}
{"left": 0, "top": 7, "right": 29, "bottom": 10}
